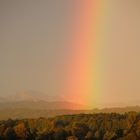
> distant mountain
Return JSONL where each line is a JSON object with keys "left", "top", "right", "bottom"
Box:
{"left": 91, "top": 106, "right": 140, "bottom": 113}
{"left": 0, "top": 100, "right": 88, "bottom": 120}
{"left": 3, "top": 90, "right": 72, "bottom": 102}
{"left": 0, "top": 102, "right": 140, "bottom": 120}
{"left": 0, "top": 90, "right": 88, "bottom": 110}
{"left": 1, "top": 91, "right": 140, "bottom": 120}
{"left": 0, "top": 100, "right": 87, "bottom": 110}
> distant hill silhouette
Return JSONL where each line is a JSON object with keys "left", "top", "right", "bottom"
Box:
{"left": 1, "top": 91, "right": 140, "bottom": 120}
{"left": 0, "top": 100, "right": 87, "bottom": 110}
{"left": 0, "top": 100, "right": 140, "bottom": 120}
{"left": 91, "top": 106, "right": 140, "bottom": 113}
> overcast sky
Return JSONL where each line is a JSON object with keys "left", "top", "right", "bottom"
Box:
{"left": 0, "top": 0, "right": 140, "bottom": 107}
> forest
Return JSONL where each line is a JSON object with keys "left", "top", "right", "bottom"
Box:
{"left": 0, "top": 112, "right": 140, "bottom": 140}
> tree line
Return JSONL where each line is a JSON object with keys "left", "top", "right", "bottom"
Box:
{"left": 0, "top": 112, "right": 140, "bottom": 140}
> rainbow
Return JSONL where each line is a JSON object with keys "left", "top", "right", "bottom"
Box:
{"left": 60, "top": 1, "right": 107, "bottom": 108}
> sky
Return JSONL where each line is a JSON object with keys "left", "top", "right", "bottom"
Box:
{"left": 0, "top": 0, "right": 140, "bottom": 108}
